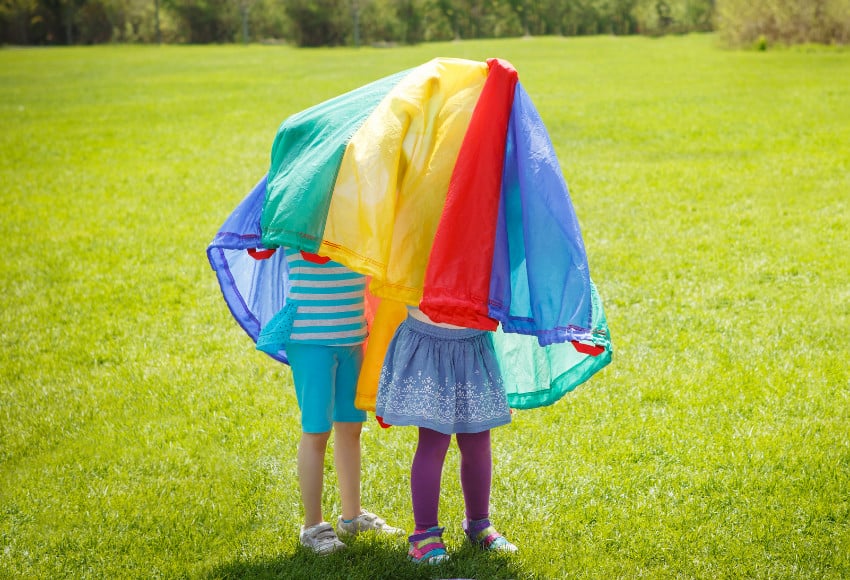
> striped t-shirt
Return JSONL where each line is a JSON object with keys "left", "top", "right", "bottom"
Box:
{"left": 285, "top": 248, "right": 368, "bottom": 346}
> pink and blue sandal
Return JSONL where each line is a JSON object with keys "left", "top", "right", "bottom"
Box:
{"left": 408, "top": 526, "right": 449, "bottom": 564}
{"left": 463, "top": 518, "right": 518, "bottom": 552}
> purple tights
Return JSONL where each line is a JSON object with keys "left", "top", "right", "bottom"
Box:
{"left": 411, "top": 427, "right": 492, "bottom": 530}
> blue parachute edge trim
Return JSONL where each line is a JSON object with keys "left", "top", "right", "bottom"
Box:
{"left": 207, "top": 175, "right": 289, "bottom": 364}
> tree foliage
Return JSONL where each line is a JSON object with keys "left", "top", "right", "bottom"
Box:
{"left": 0, "top": 0, "right": 717, "bottom": 44}
{"left": 716, "top": 0, "right": 850, "bottom": 47}
{"left": 285, "top": 0, "right": 349, "bottom": 46}
{"left": 4, "top": 0, "right": 849, "bottom": 47}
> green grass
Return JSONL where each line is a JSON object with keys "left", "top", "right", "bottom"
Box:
{"left": 1, "top": 35, "right": 849, "bottom": 579}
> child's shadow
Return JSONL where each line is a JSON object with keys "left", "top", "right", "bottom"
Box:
{"left": 206, "top": 535, "right": 535, "bottom": 580}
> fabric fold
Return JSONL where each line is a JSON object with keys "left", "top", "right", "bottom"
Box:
{"left": 207, "top": 176, "right": 289, "bottom": 363}
{"left": 419, "top": 58, "right": 518, "bottom": 330}
{"left": 488, "top": 83, "right": 593, "bottom": 346}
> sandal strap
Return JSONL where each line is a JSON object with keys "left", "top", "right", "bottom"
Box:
{"left": 465, "top": 517, "right": 493, "bottom": 535}
{"left": 472, "top": 525, "right": 503, "bottom": 546}
{"left": 408, "top": 526, "right": 445, "bottom": 543}
{"left": 464, "top": 518, "right": 505, "bottom": 548}
{"left": 409, "top": 542, "right": 447, "bottom": 559}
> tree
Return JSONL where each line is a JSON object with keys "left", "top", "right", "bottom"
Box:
{"left": 285, "top": 0, "right": 349, "bottom": 45}
{"left": 1, "top": 0, "right": 38, "bottom": 43}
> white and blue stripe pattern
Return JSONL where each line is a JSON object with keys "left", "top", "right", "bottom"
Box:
{"left": 285, "top": 248, "right": 367, "bottom": 345}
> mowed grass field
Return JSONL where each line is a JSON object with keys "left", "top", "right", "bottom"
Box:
{"left": 1, "top": 35, "right": 848, "bottom": 579}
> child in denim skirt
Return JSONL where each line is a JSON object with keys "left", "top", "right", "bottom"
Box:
{"left": 375, "top": 307, "right": 518, "bottom": 564}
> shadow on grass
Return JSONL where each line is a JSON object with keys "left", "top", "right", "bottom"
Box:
{"left": 206, "top": 536, "right": 537, "bottom": 580}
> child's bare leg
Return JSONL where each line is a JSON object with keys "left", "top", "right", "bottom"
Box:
{"left": 333, "top": 421, "right": 363, "bottom": 520}
{"left": 298, "top": 431, "right": 331, "bottom": 527}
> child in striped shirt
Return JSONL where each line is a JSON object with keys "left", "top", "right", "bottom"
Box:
{"left": 258, "top": 248, "right": 403, "bottom": 554}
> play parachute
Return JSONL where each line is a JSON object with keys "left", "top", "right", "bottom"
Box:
{"left": 207, "top": 57, "right": 612, "bottom": 410}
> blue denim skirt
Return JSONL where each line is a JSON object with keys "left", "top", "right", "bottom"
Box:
{"left": 375, "top": 315, "right": 511, "bottom": 434}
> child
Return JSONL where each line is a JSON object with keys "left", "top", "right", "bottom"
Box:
{"left": 259, "top": 248, "right": 403, "bottom": 554}
{"left": 374, "top": 307, "right": 518, "bottom": 564}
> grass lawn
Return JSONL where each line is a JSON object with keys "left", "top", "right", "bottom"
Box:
{"left": 1, "top": 34, "right": 848, "bottom": 579}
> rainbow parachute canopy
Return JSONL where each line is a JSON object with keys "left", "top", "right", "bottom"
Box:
{"left": 208, "top": 57, "right": 612, "bottom": 410}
